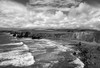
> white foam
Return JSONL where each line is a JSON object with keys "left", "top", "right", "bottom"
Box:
{"left": 2, "top": 42, "right": 23, "bottom": 46}
{"left": 0, "top": 53, "right": 35, "bottom": 67}
{"left": 70, "top": 58, "right": 84, "bottom": 68}
{"left": 0, "top": 42, "right": 35, "bottom": 67}
{"left": 19, "top": 38, "right": 32, "bottom": 41}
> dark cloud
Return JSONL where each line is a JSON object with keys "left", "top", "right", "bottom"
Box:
{"left": 83, "top": 0, "right": 100, "bottom": 7}
{"left": 13, "top": 0, "right": 29, "bottom": 5}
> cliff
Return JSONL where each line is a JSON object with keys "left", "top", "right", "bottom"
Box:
{"left": 9, "top": 29, "right": 100, "bottom": 43}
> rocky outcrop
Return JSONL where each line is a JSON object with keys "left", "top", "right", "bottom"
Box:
{"left": 75, "top": 42, "right": 100, "bottom": 68}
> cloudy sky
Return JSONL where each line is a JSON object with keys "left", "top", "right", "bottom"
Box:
{"left": 13, "top": 0, "right": 29, "bottom": 5}
{"left": 0, "top": 0, "right": 100, "bottom": 30}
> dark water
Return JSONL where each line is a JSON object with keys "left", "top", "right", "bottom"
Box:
{"left": 0, "top": 33, "right": 13, "bottom": 44}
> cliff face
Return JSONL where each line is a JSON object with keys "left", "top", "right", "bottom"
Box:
{"left": 70, "top": 31, "right": 95, "bottom": 42}
{"left": 10, "top": 30, "right": 100, "bottom": 43}
{"left": 56, "top": 31, "right": 100, "bottom": 43}
{"left": 67, "top": 31, "right": 100, "bottom": 43}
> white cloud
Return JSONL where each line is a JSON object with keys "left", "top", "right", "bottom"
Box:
{"left": 0, "top": 0, "right": 30, "bottom": 28}
{"left": 1, "top": 0, "right": 100, "bottom": 30}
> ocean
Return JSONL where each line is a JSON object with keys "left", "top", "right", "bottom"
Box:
{"left": 0, "top": 33, "right": 84, "bottom": 68}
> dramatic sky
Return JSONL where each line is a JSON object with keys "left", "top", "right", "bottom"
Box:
{"left": 0, "top": 0, "right": 100, "bottom": 30}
